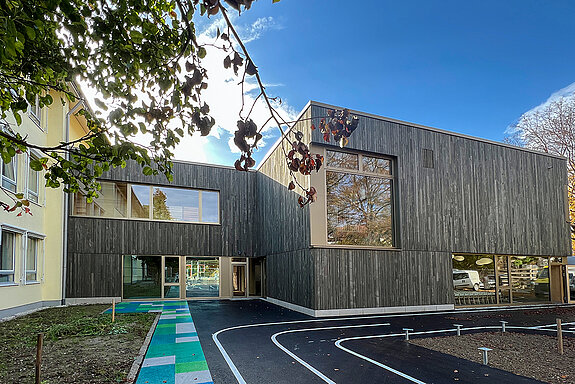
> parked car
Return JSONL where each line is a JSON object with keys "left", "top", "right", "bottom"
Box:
{"left": 453, "top": 270, "right": 481, "bottom": 291}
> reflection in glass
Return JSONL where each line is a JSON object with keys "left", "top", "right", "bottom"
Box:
{"left": 568, "top": 266, "right": 575, "bottom": 301}
{"left": 164, "top": 257, "right": 180, "bottom": 283}
{"left": 186, "top": 257, "right": 219, "bottom": 297}
{"left": 2, "top": 159, "right": 16, "bottom": 192}
{"left": 511, "top": 256, "right": 550, "bottom": 303}
{"left": 452, "top": 254, "right": 496, "bottom": 305}
{"left": 326, "top": 171, "right": 392, "bottom": 246}
{"left": 233, "top": 265, "right": 246, "bottom": 296}
{"left": 28, "top": 159, "right": 39, "bottom": 203}
{"left": 496, "top": 256, "right": 511, "bottom": 303}
{"left": 131, "top": 185, "right": 150, "bottom": 218}
{"left": 164, "top": 286, "right": 180, "bottom": 298}
{"left": 202, "top": 191, "right": 219, "bottom": 223}
{"left": 362, "top": 156, "right": 391, "bottom": 175}
{"left": 26, "top": 237, "right": 38, "bottom": 282}
{"left": 123, "top": 255, "right": 161, "bottom": 299}
{"left": 0, "top": 231, "right": 15, "bottom": 283}
{"left": 153, "top": 187, "right": 199, "bottom": 222}
{"left": 326, "top": 150, "right": 359, "bottom": 169}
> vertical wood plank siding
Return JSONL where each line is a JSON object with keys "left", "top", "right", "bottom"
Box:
{"left": 255, "top": 107, "right": 313, "bottom": 307}
{"left": 313, "top": 249, "right": 452, "bottom": 309}
{"left": 67, "top": 101, "right": 571, "bottom": 312}
{"left": 308, "top": 103, "right": 570, "bottom": 310}
{"left": 66, "top": 163, "right": 256, "bottom": 298}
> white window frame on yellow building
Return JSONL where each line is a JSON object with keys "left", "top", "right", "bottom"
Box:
{"left": 0, "top": 224, "right": 46, "bottom": 287}
{"left": 26, "top": 151, "right": 42, "bottom": 206}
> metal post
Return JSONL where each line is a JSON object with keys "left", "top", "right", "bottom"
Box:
{"left": 35, "top": 333, "right": 44, "bottom": 384}
{"left": 403, "top": 328, "right": 413, "bottom": 341}
{"left": 500, "top": 321, "right": 508, "bottom": 332}
{"left": 454, "top": 324, "right": 463, "bottom": 336}
{"left": 478, "top": 347, "right": 492, "bottom": 365}
{"left": 112, "top": 298, "right": 116, "bottom": 323}
{"left": 557, "top": 318, "right": 564, "bottom": 355}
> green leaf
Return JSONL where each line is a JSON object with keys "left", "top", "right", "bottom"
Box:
{"left": 130, "top": 30, "right": 144, "bottom": 44}
{"left": 273, "top": 0, "right": 281, "bottom": 2}
{"left": 14, "top": 193, "right": 24, "bottom": 199}
{"left": 30, "top": 159, "right": 43, "bottom": 171}
{"left": 25, "top": 26, "right": 36, "bottom": 40}
{"left": 142, "top": 166, "right": 154, "bottom": 176}
{"left": 198, "top": 47, "right": 207, "bottom": 59}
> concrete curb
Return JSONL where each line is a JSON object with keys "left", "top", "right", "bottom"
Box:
{"left": 126, "top": 313, "right": 161, "bottom": 384}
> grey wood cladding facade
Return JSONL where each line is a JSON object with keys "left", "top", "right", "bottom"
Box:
{"left": 66, "top": 101, "right": 571, "bottom": 312}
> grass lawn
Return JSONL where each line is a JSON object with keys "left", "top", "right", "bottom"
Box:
{"left": 0, "top": 304, "right": 156, "bottom": 384}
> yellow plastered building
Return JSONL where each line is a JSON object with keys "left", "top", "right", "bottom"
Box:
{"left": 0, "top": 87, "right": 89, "bottom": 318}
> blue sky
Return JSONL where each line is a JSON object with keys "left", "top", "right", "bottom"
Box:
{"left": 169, "top": 1, "right": 575, "bottom": 166}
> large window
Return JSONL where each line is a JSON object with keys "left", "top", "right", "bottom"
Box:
{"left": 123, "top": 255, "right": 161, "bottom": 299}
{"left": 453, "top": 254, "right": 551, "bottom": 305}
{"left": 73, "top": 181, "right": 219, "bottom": 224}
{"left": 0, "top": 231, "right": 16, "bottom": 284}
{"left": 326, "top": 150, "right": 394, "bottom": 247}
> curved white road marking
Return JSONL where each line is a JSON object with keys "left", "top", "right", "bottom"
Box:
{"left": 270, "top": 323, "right": 391, "bottom": 384}
{"left": 212, "top": 303, "right": 575, "bottom": 383}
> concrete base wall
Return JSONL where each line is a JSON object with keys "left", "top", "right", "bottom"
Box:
{"left": 264, "top": 297, "right": 455, "bottom": 318}
{"left": 0, "top": 300, "right": 62, "bottom": 321}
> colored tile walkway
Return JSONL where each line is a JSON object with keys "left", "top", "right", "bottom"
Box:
{"left": 106, "top": 301, "right": 213, "bottom": 384}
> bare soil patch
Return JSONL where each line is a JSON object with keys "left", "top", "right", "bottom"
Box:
{"left": 0, "top": 304, "right": 155, "bottom": 384}
{"left": 412, "top": 332, "right": 575, "bottom": 384}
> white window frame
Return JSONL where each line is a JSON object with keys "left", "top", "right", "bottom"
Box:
{"left": 0, "top": 229, "right": 17, "bottom": 285}
{"left": 1, "top": 154, "right": 17, "bottom": 193}
{"left": 25, "top": 235, "right": 41, "bottom": 284}
{"left": 28, "top": 95, "right": 42, "bottom": 127}
{"left": 27, "top": 152, "right": 41, "bottom": 205}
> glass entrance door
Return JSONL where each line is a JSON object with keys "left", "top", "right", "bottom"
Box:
{"left": 232, "top": 264, "right": 247, "bottom": 296}
{"left": 163, "top": 256, "right": 181, "bottom": 298}
{"left": 186, "top": 257, "right": 220, "bottom": 298}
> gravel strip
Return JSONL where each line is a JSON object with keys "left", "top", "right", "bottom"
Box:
{"left": 411, "top": 332, "right": 575, "bottom": 384}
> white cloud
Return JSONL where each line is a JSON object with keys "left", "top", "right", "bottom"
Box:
{"left": 506, "top": 81, "right": 575, "bottom": 134}
{"left": 79, "top": 14, "right": 295, "bottom": 167}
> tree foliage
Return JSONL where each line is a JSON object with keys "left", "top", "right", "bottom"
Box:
{"left": 0, "top": 0, "right": 359, "bottom": 213}
{"left": 505, "top": 96, "right": 575, "bottom": 252}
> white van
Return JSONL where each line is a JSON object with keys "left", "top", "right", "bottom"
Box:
{"left": 453, "top": 270, "right": 481, "bottom": 291}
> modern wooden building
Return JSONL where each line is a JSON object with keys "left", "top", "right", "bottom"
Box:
{"left": 64, "top": 101, "right": 573, "bottom": 316}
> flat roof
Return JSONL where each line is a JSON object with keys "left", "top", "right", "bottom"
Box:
{"left": 259, "top": 100, "right": 566, "bottom": 167}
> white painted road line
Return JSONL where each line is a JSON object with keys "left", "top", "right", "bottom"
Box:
{"left": 212, "top": 304, "right": 575, "bottom": 384}
{"left": 270, "top": 323, "right": 391, "bottom": 384}
{"left": 335, "top": 338, "right": 426, "bottom": 384}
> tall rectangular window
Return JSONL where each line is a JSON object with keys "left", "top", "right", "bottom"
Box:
{"left": 29, "top": 95, "right": 41, "bottom": 126}
{"left": 201, "top": 191, "right": 219, "bottom": 223}
{"left": 0, "top": 231, "right": 16, "bottom": 284}
{"left": 326, "top": 150, "right": 394, "bottom": 247}
{"left": 26, "top": 237, "right": 39, "bottom": 282}
{"left": 2, "top": 157, "right": 17, "bottom": 193}
{"left": 28, "top": 155, "right": 40, "bottom": 204}
{"left": 131, "top": 184, "right": 150, "bottom": 219}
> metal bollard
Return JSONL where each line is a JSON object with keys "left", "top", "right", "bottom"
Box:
{"left": 478, "top": 347, "right": 492, "bottom": 365}
{"left": 500, "top": 321, "right": 508, "bottom": 332}
{"left": 403, "top": 328, "right": 414, "bottom": 341}
{"left": 454, "top": 324, "right": 463, "bottom": 336}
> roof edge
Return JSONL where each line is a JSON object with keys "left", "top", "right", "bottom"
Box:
{"left": 307, "top": 100, "right": 567, "bottom": 161}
